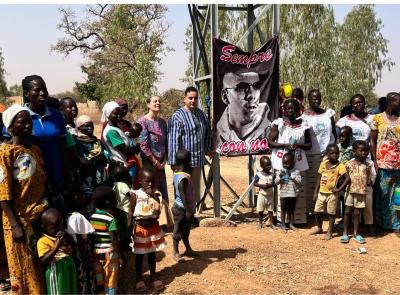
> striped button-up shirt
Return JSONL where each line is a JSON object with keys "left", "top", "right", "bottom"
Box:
{"left": 168, "top": 107, "right": 213, "bottom": 167}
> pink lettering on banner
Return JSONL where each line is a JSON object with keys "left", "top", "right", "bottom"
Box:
{"left": 220, "top": 45, "right": 273, "bottom": 68}
{"left": 220, "top": 141, "right": 247, "bottom": 155}
{"left": 250, "top": 139, "right": 269, "bottom": 153}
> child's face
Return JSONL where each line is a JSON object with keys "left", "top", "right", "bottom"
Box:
{"left": 130, "top": 128, "right": 141, "bottom": 139}
{"left": 62, "top": 100, "right": 78, "bottom": 120}
{"left": 338, "top": 128, "right": 351, "bottom": 146}
{"left": 44, "top": 216, "right": 64, "bottom": 237}
{"left": 282, "top": 156, "right": 295, "bottom": 170}
{"left": 354, "top": 144, "right": 369, "bottom": 162}
{"left": 78, "top": 121, "right": 94, "bottom": 137}
{"left": 141, "top": 173, "right": 155, "bottom": 195}
{"left": 326, "top": 147, "right": 339, "bottom": 163}
{"left": 260, "top": 158, "right": 272, "bottom": 172}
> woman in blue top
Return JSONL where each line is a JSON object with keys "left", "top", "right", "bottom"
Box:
{"left": 22, "top": 75, "right": 69, "bottom": 206}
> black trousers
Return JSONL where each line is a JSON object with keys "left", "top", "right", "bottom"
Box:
{"left": 172, "top": 205, "right": 191, "bottom": 241}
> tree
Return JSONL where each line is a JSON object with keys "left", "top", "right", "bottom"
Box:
{"left": 52, "top": 85, "right": 85, "bottom": 103}
{"left": 161, "top": 88, "right": 184, "bottom": 118}
{"left": 336, "top": 4, "right": 393, "bottom": 107}
{"left": 183, "top": 4, "right": 393, "bottom": 113}
{"left": 8, "top": 84, "right": 23, "bottom": 97}
{"left": 0, "top": 47, "right": 9, "bottom": 102}
{"left": 52, "top": 4, "right": 172, "bottom": 106}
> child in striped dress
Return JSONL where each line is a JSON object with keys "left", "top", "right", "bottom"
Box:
{"left": 128, "top": 167, "right": 166, "bottom": 292}
{"left": 89, "top": 186, "right": 124, "bottom": 295}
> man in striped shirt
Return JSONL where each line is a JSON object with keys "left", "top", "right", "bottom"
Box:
{"left": 168, "top": 86, "right": 213, "bottom": 204}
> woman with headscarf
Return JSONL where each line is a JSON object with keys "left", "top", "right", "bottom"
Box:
{"left": 74, "top": 114, "right": 109, "bottom": 200}
{"left": 101, "top": 101, "right": 132, "bottom": 170}
{"left": 0, "top": 104, "right": 47, "bottom": 293}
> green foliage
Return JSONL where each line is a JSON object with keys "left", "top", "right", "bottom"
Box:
{"left": 8, "top": 84, "right": 23, "bottom": 97}
{"left": 53, "top": 4, "right": 171, "bottom": 107}
{"left": 183, "top": 4, "right": 393, "bottom": 113}
{"left": 161, "top": 88, "right": 184, "bottom": 118}
{"left": 0, "top": 48, "right": 9, "bottom": 102}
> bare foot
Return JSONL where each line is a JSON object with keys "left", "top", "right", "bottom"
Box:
{"left": 325, "top": 232, "right": 333, "bottom": 240}
{"left": 310, "top": 227, "right": 323, "bottom": 235}
{"left": 183, "top": 250, "right": 200, "bottom": 257}
{"left": 172, "top": 253, "right": 184, "bottom": 262}
{"left": 257, "top": 223, "right": 263, "bottom": 229}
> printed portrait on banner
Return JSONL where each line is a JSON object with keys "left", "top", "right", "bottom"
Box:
{"left": 212, "top": 36, "right": 279, "bottom": 156}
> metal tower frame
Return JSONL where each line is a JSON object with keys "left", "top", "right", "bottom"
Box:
{"left": 189, "top": 4, "right": 280, "bottom": 218}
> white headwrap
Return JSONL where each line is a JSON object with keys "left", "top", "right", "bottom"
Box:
{"left": 2, "top": 104, "right": 29, "bottom": 131}
{"left": 101, "top": 101, "right": 120, "bottom": 123}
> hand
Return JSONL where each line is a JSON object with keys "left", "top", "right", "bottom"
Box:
{"left": 119, "top": 257, "right": 125, "bottom": 268}
{"left": 186, "top": 211, "right": 194, "bottom": 220}
{"left": 55, "top": 231, "right": 65, "bottom": 248}
{"left": 206, "top": 151, "right": 214, "bottom": 158}
{"left": 287, "top": 144, "right": 297, "bottom": 151}
{"left": 332, "top": 188, "right": 340, "bottom": 194}
{"left": 11, "top": 224, "right": 24, "bottom": 243}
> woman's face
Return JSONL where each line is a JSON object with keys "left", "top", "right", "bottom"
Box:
{"left": 108, "top": 107, "right": 123, "bottom": 126}
{"left": 119, "top": 104, "right": 128, "bottom": 118}
{"left": 284, "top": 102, "right": 299, "bottom": 120}
{"left": 61, "top": 99, "right": 78, "bottom": 121}
{"left": 78, "top": 121, "right": 94, "bottom": 137}
{"left": 26, "top": 80, "right": 48, "bottom": 108}
{"left": 147, "top": 96, "right": 162, "bottom": 113}
{"left": 11, "top": 111, "right": 32, "bottom": 138}
{"left": 351, "top": 96, "right": 366, "bottom": 114}
{"left": 308, "top": 92, "right": 322, "bottom": 110}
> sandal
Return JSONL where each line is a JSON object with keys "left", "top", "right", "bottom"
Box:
{"left": 135, "top": 281, "right": 147, "bottom": 293}
{"left": 354, "top": 234, "right": 366, "bottom": 244}
{"left": 172, "top": 253, "right": 184, "bottom": 263}
{"left": 340, "top": 234, "right": 350, "bottom": 243}
{"left": 152, "top": 280, "right": 165, "bottom": 292}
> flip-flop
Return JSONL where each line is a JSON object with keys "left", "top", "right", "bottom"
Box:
{"left": 340, "top": 234, "right": 350, "bottom": 243}
{"left": 135, "top": 281, "right": 147, "bottom": 293}
{"left": 354, "top": 234, "right": 366, "bottom": 244}
{"left": 152, "top": 280, "right": 165, "bottom": 292}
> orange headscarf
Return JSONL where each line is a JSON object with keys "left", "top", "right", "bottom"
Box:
{"left": 0, "top": 103, "right": 6, "bottom": 113}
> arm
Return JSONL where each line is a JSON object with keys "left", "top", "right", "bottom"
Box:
{"left": 127, "top": 192, "right": 137, "bottom": 229}
{"left": 330, "top": 116, "right": 337, "bottom": 141}
{"left": 295, "top": 129, "right": 312, "bottom": 150}
{"left": 40, "top": 232, "right": 64, "bottom": 265}
{"left": 203, "top": 111, "right": 213, "bottom": 155}
{"left": 0, "top": 201, "right": 24, "bottom": 242}
{"left": 178, "top": 178, "right": 193, "bottom": 219}
{"left": 333, "top": 173, "right": 350, "bottom": 193}
{"left": 267, "top": 125, "right": 290, "bottom": 149}
{"left": 370, "top": 129, "right": 378, "bottom": 172}
{"left": 313, "top": 174, "right": 321, "bottom": 201}
{"left": 168, "top": 115, "right": 181, "bottom": 166}
{"left": 110, "top": 231, "right": 124, "bottom": 267}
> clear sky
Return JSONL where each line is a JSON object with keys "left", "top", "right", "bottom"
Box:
{"left": 0, "top": 4, "right": 399, "bottom": 96}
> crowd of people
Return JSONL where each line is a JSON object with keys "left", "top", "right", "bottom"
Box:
{"left": 0, "top": 73, "right": 398, "bottom": 294}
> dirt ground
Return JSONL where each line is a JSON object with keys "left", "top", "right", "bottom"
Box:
{"left": 85, "top": 103, "right": 400, "bottom": 294}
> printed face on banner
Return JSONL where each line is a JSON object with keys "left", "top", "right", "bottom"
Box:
{"left": 213, "top": 36, "right": 279, "bottom": 157}
{"left": 221, "top": 72, "right": 269, "bottom": 140}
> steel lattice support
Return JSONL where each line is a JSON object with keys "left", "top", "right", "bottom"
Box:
{"left": 188, "top": 4, "right": 279, "bottom": 218}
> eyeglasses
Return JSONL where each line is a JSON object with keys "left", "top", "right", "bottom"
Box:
{"left": 225, "top": 81, "right": 262, "bottom": 94}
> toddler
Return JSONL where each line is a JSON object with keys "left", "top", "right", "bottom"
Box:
{"left": 89, "top": 186, "right": 124, "bottom": 294}
{"left": 128, "top": 167, "right": 166, "bottom": 292}
{"left": 254, "top": 156, "right": 276, "bottom": 229}
{"left": 311, "top": 144, "right": 349, "bottom": 240}
{"left": 37, "top": 208, "right": 77, "bottom": 295}
{"left": 276, "top": 153, "right": 302, "bottom": 231}
{"left": 125, "top": 122, "right": 143, "bottom": 189}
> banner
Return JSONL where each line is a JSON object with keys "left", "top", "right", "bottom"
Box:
{"left": 212, "top": 36, "right": 279, "bottom": 156}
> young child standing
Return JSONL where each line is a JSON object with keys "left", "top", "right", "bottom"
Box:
{"left": 275, "top": 153, "right": 302, "bottom": 231}
{"left": 172, "top": 150, "right": 198, "bottom": 262}
{"left": 89, "top": 186, "right": 124, "bottom": 295}
{"left": 128, "top": 167, "right": 166, "bottom": 292}
{"left": 337, "top": 126, "right": 354, "bottom": 164}
{"left": 64, "top": 184, "right": 96, "bottom": 294}
{"left": 37, "top": 208, "right": 77, "bottom": 295}
{"left": 341, "top": 140, "right": 374, "bottom": 244}
{"left": 254, "top": 156, "right": 276, "bottom": 229}
{"left": 311, "top": 144, "right": 349, "bottom": 240}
